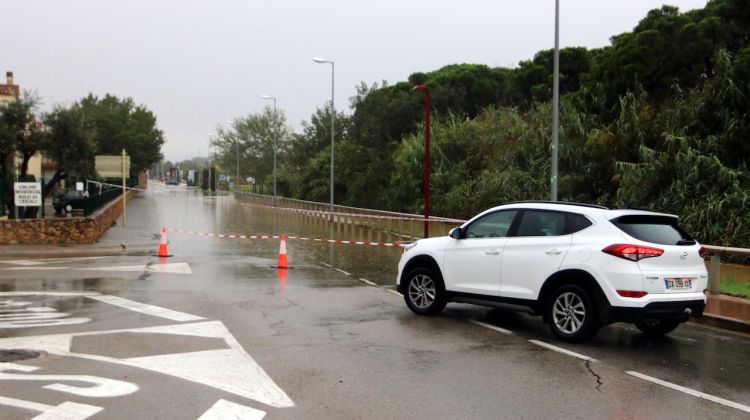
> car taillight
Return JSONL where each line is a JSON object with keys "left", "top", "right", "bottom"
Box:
{"left": 616, "top": 290, "right": 648, "bottom": 298}
{"left": 602, "top": 244, "right": 664, "bottom": 261}
{"left": 699, "top": 247, "right": 706, "bottom": 258}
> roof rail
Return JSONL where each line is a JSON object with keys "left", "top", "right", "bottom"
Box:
{"left": 504, "top": 201, "right": 609, "bottom": 210}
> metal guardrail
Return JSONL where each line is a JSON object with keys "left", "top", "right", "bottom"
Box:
{"left": 233, "top": 191, "right": 749, "bottom": 294}
{"left": 233, "top": 192, "right": 466, "bottom": 240}
{"left": 703, "top": 245, "right": 750, "bottom": 294}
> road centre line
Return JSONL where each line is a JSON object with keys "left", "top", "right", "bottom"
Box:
{"left": 387, "top": 289, "right": 403, "bottom": 297}
{"left": 468, "top": 319, "right": 514, "bottom": 335}
{"left": 626, "top": 371, "right": 750, "bottom": 413}
{"left": 528, "top": 339, "right": 597, "bottom": 362}
{"left": 335, "top": 268, "right": 351, "bottom": 276}
{"left": 87, "top": 295, "right": 205, "bottom": 322}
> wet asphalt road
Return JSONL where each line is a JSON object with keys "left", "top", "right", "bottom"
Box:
{"left": 0, "top": 185, "right": 749, "bottom": 419}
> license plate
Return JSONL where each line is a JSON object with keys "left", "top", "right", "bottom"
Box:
{"left": 665, "top": 278, "right": 692, "bottom": 290}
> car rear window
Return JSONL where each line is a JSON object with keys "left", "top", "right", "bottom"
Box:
{"left": 610, "top": 215, "right": 695, "bottom": 245}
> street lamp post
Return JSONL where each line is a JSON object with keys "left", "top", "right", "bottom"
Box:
{"left": 551, "top": 0, "right": 560, "bottom": 201}
{"left": 313, "top": 57, "right": 335, "bottom": 219}
{"left": 261, "top": 95, "right": 277, "bottom": 206}
{"left": 413, "top": 85, "right": 431, "bottom": 238}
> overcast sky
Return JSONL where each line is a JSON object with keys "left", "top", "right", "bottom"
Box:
{"left": 4, "top": 0, "right": 708, "bottom": 162}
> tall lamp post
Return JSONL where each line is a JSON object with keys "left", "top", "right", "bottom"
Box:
{"left": 227, "top": 120, "right": 239, "bottom": 188}
{"left": 413, "top": 85, "right": 431, "bottom": 238}
{"left": 204, "top": 137, "right": 212, "bottom": 191}
{"left": 551, "top": 0, "right": 560, "bottom": 201}
{"left": 313, "top": 57, "right": 335, "bottom": 219}
{"left": 261, "top": 95, "right": 277, "bottom": 206}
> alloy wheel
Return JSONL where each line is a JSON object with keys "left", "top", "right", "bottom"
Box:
{"left": 553, "top": 292, "right": 586, "bottom": 334}
{"left": 408, "top": 274, "right": 436, "bottom": 309}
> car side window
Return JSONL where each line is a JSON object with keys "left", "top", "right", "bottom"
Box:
{"left": 516, "top": 211, "right": 567, "bottom": 237}
{"left": 464, "top": 211, "right": 517, "bottom": 238}
{"left": 566, "top": 213, "right": 593, "bottom": 234}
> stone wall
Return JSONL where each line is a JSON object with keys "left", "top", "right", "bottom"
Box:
{"left": 0, "top": 191, "right": 134, "bottom": 245}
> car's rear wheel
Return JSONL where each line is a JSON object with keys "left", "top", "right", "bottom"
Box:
{"left": 635, "top": 319, "right": 680, "bottom": 337}
{"left": 403, "top": 267, "right": 447, "bottom": 316}
{"left": 547, "top": 284, "right": 599, "bottom": 342}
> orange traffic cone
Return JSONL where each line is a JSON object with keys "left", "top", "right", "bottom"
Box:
{"left": 273, "top": 235, "right": 289, "bottom": 269}
{"left": 157, "top": 227, "right": 172, "bottom": 257}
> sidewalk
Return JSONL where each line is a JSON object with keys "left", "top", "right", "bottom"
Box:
{"left": 0, "top": 192, "right": 160, "bottom": 258}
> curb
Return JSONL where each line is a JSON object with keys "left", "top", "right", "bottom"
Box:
{"left": 692, "top": 313, "right": 750, "bottom": 336}
{"left": 0, "top": 244, "right": 156, "bottom": 258}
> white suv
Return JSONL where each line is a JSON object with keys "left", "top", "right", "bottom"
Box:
{"left": 397, "top": 202, "right": 708, "bottom": 342}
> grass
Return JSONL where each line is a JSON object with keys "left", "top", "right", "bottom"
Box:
{"left": 720, "top": 277, "right": 750, "bottom": 299}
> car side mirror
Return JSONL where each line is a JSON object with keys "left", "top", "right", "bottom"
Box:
{"left": 449, "top": 227, "right": 462, "bottom": 239}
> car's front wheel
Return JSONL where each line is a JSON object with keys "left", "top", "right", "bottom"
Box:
{"left": 403, "top": 267, "right": 447, "bottom": 316}
{"left": 547, "top": 284, "right": 599, "bottom": 342}
{"left": 635, "top": 319, "right": 680, "bottom": 337}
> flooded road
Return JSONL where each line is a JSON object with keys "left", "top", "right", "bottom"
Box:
{"left": 0, "top": 185, "right": 749, "bottom": 419}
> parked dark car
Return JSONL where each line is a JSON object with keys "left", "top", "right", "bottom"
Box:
{"left": 53, "top": 190, "right": 87, "bottom": 213}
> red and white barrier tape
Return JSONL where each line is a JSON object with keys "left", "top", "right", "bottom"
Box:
{"left": 236, "top": 201, "right": 465, "bottom": 224}
{"left": 165, "top": 228, "right": 409, "bottom": 248}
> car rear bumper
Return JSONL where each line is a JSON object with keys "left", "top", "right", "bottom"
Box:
{"left": 602, "top": 300, "right": 705, "bottom": 323}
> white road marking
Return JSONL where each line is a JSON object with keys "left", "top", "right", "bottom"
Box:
{"left": 358, "top": 278, "right": 377, "bottom": 286}
{"left": 0, "top": 300, "right": 91, "bottom": 328}
{"left": 31, "top": 401, "right": 104, "bottom": 420}
{"left": 0, "top": 266, "right": 71, "bottom": 271}
{"left": 627, "top": 371, "right": 750, "bottom": 413}
{"left": 0, "top": 320, "right": 295, "bottom": 409}
{"left": 87, "top": 295, "right": 205, "bottom": 322}
{"left": 197, "top": 399, "right": 266, "bottom": 420}
{"left": 334, "top": 268, "right": 351, "bottom": 276}
{"left": 0, "top": 363, "right": 139, "bottom": 398}
{"left": 0, "top": 257, "right": 107, "bottom": 266}
{"left": 0, "top": 396, "right": 103, "bottom": 420}
{"left": 468, "top": 319, "right": 513, "bottom": 335}
{"left": 0, "top": 395, "right": 53, "bottom": 412}
{"left": 387, "top": 289, "right": 403, "bottom": 297}
{"left": 528, "top": 340, "right": 597, "bottom": 362}
{"left": 320, "top": 262, "right": 331, "bottom": 268}
{"left": 81, "top": 262, "right": 193, "bottom": 275}
{"left": 0, "top": 292, "right": 101, "bottom": 297}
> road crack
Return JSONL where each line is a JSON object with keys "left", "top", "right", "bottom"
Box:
{"left": 585, "top": 360, "right": 603, "bottom": 390}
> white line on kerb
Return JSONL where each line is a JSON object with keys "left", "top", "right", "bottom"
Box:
{"left": 386, "top": 289, "right": 402, "bottom": 297}
{"left": 528, "top": 339, "right": 597, "bottom": 362}
{"left": 358, "top": 278, "right": 377, "bottom": 286}
{"left": 334, "top": 268, "right": 351, "bottom": 276}
{"left": 627, "top": 371, "right": 750, "bottom": 413}
{"left": 468, "top": 319, "right": 513, "bottom": 335}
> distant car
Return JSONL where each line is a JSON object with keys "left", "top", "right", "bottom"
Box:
{"left": 53, "top": 190, "right": 87, "bottom": 213}
{"left": 397, "top": 201, "right": 708, "bottom": 342}
{"left": 165, "top": 180, "right": 179, "bottom": 186}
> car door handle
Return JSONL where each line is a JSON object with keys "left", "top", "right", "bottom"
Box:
{"left": 485, "top": 250, "right": 500, "bottom": 256}
{"left": 545, "top": 248, "right": 563, "bottom": 255}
